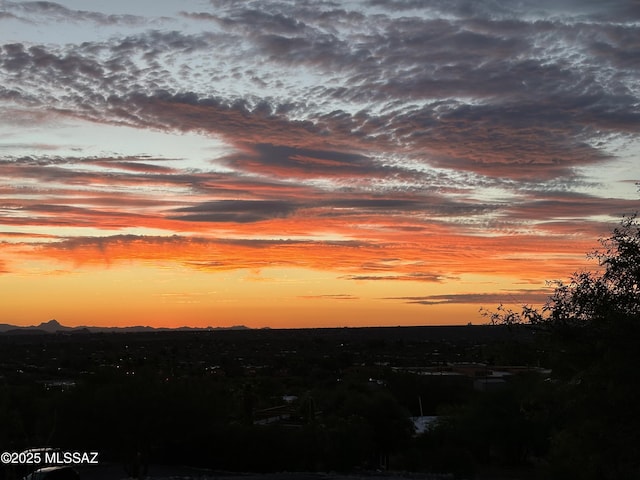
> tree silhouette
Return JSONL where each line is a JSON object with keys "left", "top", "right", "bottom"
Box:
{"left": 483, "top": 214, "right": 640, "bottom": 479}
{"left": 484, "top": 213, "right": 639, "bottom": 329}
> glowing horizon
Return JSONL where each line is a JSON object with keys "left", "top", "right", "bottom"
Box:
{"left": 1, "top": 0, "right": 638, "bottom": 328}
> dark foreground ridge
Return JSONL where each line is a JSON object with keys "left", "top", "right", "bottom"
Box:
{"left": 1, "top": 324, "right": 541, "bottom": 480}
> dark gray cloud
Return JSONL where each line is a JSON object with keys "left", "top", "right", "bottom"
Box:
{"left": 223, "top": 144, "right": 376, "bottom": 177}
{"left": 505, "top": 192, "right": 640, "bottom": 221}
{"left": 388, "top": 291, "right": 552, "bottom": 306}
{"left": 367, "top": 0, "right": 640, "bottom": 22}
{"left": 167, "top": 194, "right": 491, "bottom": 224}
{"left": 171, "top": 200, "right": 298, "bottom": 223}
{"left": 0, "top": 155, "right": 184, "bottom": 187}
{"left": 212, "top": 238, "right": 371, "bottom": 248}
{"left": 2, "top": 1, "right": 148, "bottom": 26}
{"left": 299, "top": 294, "right": 359, "bottom": 300}
{"left": 188, "top": 8, "right": 306, "bottom": 34}
{"left": 343, "top": 273, "right": 450, "bottom": 282}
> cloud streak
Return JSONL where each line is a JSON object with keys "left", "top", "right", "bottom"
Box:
{"left": 387, "top": 290, "right": 553, "bottom": 306}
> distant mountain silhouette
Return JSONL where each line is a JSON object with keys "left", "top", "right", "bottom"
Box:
{"left": 38, "top": 319, "right": 73, "bottom": 332}
{"left": 0, "top": 319, "right": 250, "bottom": 334}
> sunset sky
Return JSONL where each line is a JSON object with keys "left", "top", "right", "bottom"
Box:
{"left": 1, "top": 0, "right": 639, "bottom": 328}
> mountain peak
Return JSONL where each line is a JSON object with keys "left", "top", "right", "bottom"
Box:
{"left": 37, "top": 319, "right": 70, "bottom": 332}
{"left": 39, "top": 319, "right": 61, "bottom": 327}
